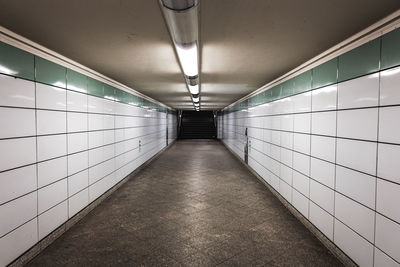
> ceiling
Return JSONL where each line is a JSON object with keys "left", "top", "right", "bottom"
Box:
{"left": 0, "top": 0, "right": 399, "bottom": 110}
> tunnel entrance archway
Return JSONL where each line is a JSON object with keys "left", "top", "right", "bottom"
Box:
{"left": 178, "top": 110, "right": 217, "bottom": 139}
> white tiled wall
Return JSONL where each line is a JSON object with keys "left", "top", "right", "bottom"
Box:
{"left": 219, "top": 66, "right": 400, "bottom": 266}
{"left": 0, "top": 74, "right": 176, "bottom": 266}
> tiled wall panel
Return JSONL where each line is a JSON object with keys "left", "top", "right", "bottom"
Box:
{"left": 0, "top": 40, "right": 177, "bottom": 265}
{"left": 219, "top": 27, "right": 400, "bottom": 266}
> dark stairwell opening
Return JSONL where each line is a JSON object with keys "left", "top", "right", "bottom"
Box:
{"left": 178, "top": 110, "right": 217, "bottom": 139}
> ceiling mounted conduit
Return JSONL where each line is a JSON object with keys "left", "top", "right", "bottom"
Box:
{"left": 160, "top": 0, "right": 200, "bottom": 111}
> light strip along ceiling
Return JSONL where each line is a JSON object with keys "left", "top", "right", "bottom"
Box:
{"left": 160, "top": 0, "right": 200, "bottom": 111}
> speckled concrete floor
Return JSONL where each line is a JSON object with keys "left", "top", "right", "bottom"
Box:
{"left": 26, "top": 140, "right": 342, "bottom": 266}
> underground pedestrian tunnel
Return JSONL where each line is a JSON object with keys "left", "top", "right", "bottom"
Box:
{"left": 0, "top": 1, "right": 400, "bottom": 266}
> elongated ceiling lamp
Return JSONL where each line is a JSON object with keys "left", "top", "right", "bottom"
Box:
{"left": 160, "top": 0, "right": 200, "bottom": 110}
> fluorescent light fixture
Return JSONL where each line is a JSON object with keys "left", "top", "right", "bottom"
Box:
{"left": 176, "top": 42, "right": 198, "bottom": 78}
{"left": 188, "top": 84, "right": 199, "bottom": 95}
{"left": 160, "top": 0, "right": 201, "bottom": 109}
{"left": 162, "top": 0, "right": 196, "bottom": 10}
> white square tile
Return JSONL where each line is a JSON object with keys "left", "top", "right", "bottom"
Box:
{"left": 67, "top": 90, "right": 87, "bottom": 112}
{"left": 104, "top": 130, "right": 115, "bottom": 145}
{"left": 335, "top": 193, "right": 375, "bottom": 242}
{"left": 89, "top": 131, "right": 104, "bottom": 149}
{"left": 38, "top": 179, "right": 68, "bottom": 214}
{"left": 311, "top": 84, "right": 337, "bottom": 111}
{"left": 38, "top": 200, "right": 68, "bottom": 240}
{"left": 280, "top": 131, "right": 293, "bottom": 149}
{"left": 89, "top": 147, "right": 104, "bottom": 167}
{"left": 280, "top": 147, "right": 292, "bottom": 167}
{"left": 0, "top": 218, "right": 37, "bottom": 266}
{"left": 280, "top": 132, "right": 293, "bottom": 149}
{"left": 37, "top": 156, "right": 67, "bottom": 188}
{"left": 279, "top": 180, "right": 292, "bottom": 203}
{"left": 293, "top": 113, "right": 311, "bottom": 133}
{"left": 68, "top": 132, "right": 88, "bottom": 154}
{"left": 103, "top": 115, "right": 115, "bottom": 129}
{"left": 293, "top": 133, "right": 310, "bottom": 154}
{"left": 89, "top": 175, "right": 107, "bottom": 202}
{"left": 0, "top": 192, "right": 37, "bottom": 237}
{"left": 292, "top": 170, "right": 309, "bottom": 196}
{"left": 334, "top": 219, "right": 374, "bottom": 267}
{"left": 36, "top": 83, "right": 66, "bottom": 110}
{"left": 309, "top": 202, "right": 333, "bottom": 240}
{"left": 280, "top": 115, "right": 293, "bottom": 131}
{"left": 378, "top": 143, "right": 400, "bottom": 184}
{"left": 68, "top": 151, "right": 88, "bottom": 175}
{"left": 0, "top": 74, "right": 35, "bottom": 108}
{"left": 375, "top": 214, "right": 400, "bottom": 262}
{"left": 89, "top": 162, "right": 109, "bottom": 185}
{"left": 37, "top": 134, "right": 67, "bottom": 161}
{"left": 0, "top": 137, "right": 36, "bottom": 172}
{"left": 0, "top": 107, "right": 35, "bottom": 138}
{"left": 270, "top": 144, "right": 280, "bottom": 161}
{"left": 103, "top": 99, "right": 115, "bottom": 115}
{"left": 377, "top": 179, "right": 400, "bottom": 224}
{"left": 87, "top": 95, "right": 104, "bottom": 113}
{"left": 337, "top": 108, "right": 378, "bottom": 141}
{"left": 310, "top": 135, "right": 335, "bottom": 162}
{"left": 338, "top": 73, "right": 379, "bottom": 109}
{"left": 380, "top": 66, "right": 400, "bottom": 106}
{"left": 67, "top": 112, "right": 88, "bottom": 133}
{"left": 68, "top": 169, "right": 89, "bottom": 197}
{"left": 293, "top": 152, "right": 310, "bottom": 176}
{"left": 336, "top": 139, "right": 377, "bottom": 175}
{"left": 374, "top": 248, "right": 399, "bottom": 267}
{"left": 335, "top": 166, "right": 376, "bottom": 209}
{"left": 280, "top": 164, "right": 292, "bottom": 185}
{"left": 311, "top": 111, "right": 336, "bottom": 136}
{"left": 310, "top": 180, "right": 334, "bottom": 214}
{"left": 115, "top": 116, "right": 125, "bottom": 129}
{"left": 292, "top": 190, "right": 308, "bottom": 218}
{"left": 0, "top": 165, "right": 36, "bottom": 204}
{"left": 310, "top": 158, "right": 335, "bottom": 188}
{"left": 102, "top": 157, "right": 115, "bottom": 175}
{"left": 379, "top": 106, "right": 400, "bottom": 144}
{"left": 37, "top": 110, "right": 66, "bottom": 135}
{"left": 88, "top": 113, "right": 103, "bottom": 131}
{"left": 292, "top": 91, "right": 311, "bottom": 113}
{"left": 271, "top": 131, "right": 280, "bottom": 145}
{"left": 68, "top": 188, "right": 89, "bottom": 218}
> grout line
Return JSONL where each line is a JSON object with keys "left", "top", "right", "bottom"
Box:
{"left": 308, "top": 78, "right": 313, "bottom": 220}
{"left": 333, "top": 58, "right": 339, "bottom": 243}
{"left": 373, "top": 42, "right": 383, "bottom": 266}
{"left": 33, "top": 58, "right": 40, "bottom": 242}
{"left": 65, "top": 70, "right": 70, "bottom": 219}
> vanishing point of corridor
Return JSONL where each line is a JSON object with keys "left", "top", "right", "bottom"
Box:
{"left": 27, "top": 140, "right": 341, "bottom": 266}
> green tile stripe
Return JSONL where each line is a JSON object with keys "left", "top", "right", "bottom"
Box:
{"left": 381, "top": 27, "right": 400, "bottom": 70}
{"left": 35, "top": 57, "right": 66, "bottom": 88}
{"left": 0, "top": 42, "right": 34, "bottom": 80}
{"left": 0, "top": 41, "right": 171, "bottom": 113}
{"left": 67, "top": 68, "right": 88, "bottom": 93}
{"left": 312, "top": 58, "right": 337, "bottom": 89}
{"left": 338, "top": 38, "right": 380, "bottom": 82}
{"left": 224, "top": 27, "right": 400, "bottom": 115}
